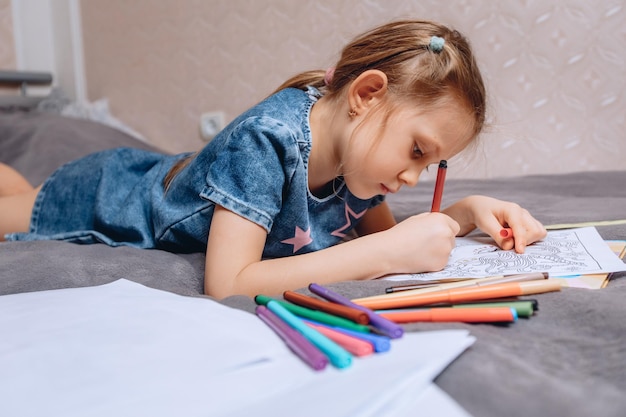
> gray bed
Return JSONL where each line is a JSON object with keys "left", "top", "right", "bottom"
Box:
{"left": 1, "top": 109, "right": 625, "bottom": 417}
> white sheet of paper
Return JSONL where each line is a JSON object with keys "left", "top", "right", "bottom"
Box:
{"left": 385, "top": 227, "right": 626, "bottom": 281}
{"left": 388, "top": 383, "right": 472, "bottom": 417}
{"left": 0, "top": 279, "right": 474, "bottom": 417}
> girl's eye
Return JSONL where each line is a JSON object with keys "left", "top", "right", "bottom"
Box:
{"left": 412, "top": 144, "right": 423, "bottom": 158}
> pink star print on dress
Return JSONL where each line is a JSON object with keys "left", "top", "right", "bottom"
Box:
{"left": 331, "top": 204, "right": 367, "bottom": 238}
{"left": 281, "top": 226, "right": 313, "bottom": 253}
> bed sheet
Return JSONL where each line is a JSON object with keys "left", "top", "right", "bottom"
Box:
{"left": 1, "top": 110, "right": 625, "bottom": 417}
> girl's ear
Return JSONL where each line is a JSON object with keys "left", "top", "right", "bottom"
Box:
{"left": 347, "top": 70, "right": 388, "bottom": 115}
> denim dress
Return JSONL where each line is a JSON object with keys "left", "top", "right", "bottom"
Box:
{"left": 8, "top": 87, "right": 384, "bottom": 258}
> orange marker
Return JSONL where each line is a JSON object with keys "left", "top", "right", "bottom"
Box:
{"left": 379, "top": 306, "right": 517, "bottom": 323}
{"left": 500, "top": 228, "right": 513, "bottom": 238}
{"left": 283, "top": 291, "right": 369, "bottom": 324}
{"left": 355, "top": 280, "right": 562, "bottom": 310}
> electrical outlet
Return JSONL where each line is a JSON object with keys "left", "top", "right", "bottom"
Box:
{"left": 199, "top": 111, "right": 225, "bottom": 142}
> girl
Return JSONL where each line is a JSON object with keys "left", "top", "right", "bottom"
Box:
{"left": 0, "top": 20, "right": 546, "bottom": 298}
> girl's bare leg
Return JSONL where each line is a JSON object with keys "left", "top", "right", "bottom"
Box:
{"left": 0, "top": 163, "right": 33, "bottom": 196}
{"left": 0, "top": 185, "right": 40, "bottom": 241}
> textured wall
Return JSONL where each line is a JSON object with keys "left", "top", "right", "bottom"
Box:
{"left": 81, "top": 0, "right": 625, "bottom": 179}
{"left": 0, "top": 0, "right": 16, "bottom": 70}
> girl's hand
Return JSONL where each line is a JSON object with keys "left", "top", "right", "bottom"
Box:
{"left": 381, "top": 212, "right": 460, "bottom": 273}
{"left": 444, "top": 195, "right": 547, "bottom": 253}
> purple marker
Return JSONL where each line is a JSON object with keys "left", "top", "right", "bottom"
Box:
{"left": 308, "top": 283, "right": 404, "bottom": 339}
{"left": 255, "top": 305, "right": 328, "bottom": 371}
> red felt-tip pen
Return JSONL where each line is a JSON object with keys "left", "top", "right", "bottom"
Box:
{"left": 430, "top": 160, "right": 447, "bottom": 212}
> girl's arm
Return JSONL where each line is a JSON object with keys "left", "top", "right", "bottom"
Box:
{"left": 442, "top": 195, "right": 547, "bottom": 253}
{"left": 204, "top": 205, "right": 459, "bottom": 298}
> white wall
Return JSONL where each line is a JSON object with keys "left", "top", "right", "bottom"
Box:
{"left": 11, "top": 0, "right": 85, "bottom": 100}
{"left": 78, "top": 0, "right": 626, "bottom": 179}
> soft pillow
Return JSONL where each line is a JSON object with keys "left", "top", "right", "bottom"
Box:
{"left": 0, "top": 110, "right": 163, "bottom": 185}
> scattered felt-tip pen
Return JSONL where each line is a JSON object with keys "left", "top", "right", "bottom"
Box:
{"left": 378, "top": 306, "right": 518, "bottom": 324}
{"left": 263, "top": 299, "right": 353, "bottom": 369}
{"left": 283, "top": 290, "right": 370, "bottom": 324}
{"left": 255, "top": 305, "right": 328, "bottom": 371}
{"left": 255, "top": 294, "right": 370, "bottom": 333}
{"left": 302, "top": 319, "right": 392, "bottom": 353}
{"left": 309, "top": 283, "right": 404, "bottom": 339}
{"left": 355, "top": 280, "right": 562, "bottom": 310}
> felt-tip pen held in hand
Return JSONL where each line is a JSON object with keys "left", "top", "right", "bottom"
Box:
{"left": 430, "top": 160, "right": 447, "bottom": 212}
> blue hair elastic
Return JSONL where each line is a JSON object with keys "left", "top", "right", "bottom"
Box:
{"left": 429, "top": 36, "right": 445, "bottom": 53}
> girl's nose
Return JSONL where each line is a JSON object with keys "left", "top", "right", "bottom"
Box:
{"left": 398, "top": 167, "right": 420, "bottom": 187}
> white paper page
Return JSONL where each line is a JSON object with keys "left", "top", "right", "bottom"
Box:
{"left": 221, "top": 331, "right": 475, "bottom": 417}
{"left": 0, "top": 279, "right": 474, "bottom": 417}
{"left": 0, "top": 279, "right": 285, "bottom": 375}
{"left": 385, "top": 227, "right": 626, "bottom": 281}
{"left": 386, "top": 383, "right": 473, "bottom": 417}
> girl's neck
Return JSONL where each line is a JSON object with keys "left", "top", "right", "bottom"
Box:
{"left": 307, "top": 97, "right": 344, "bottom": 194}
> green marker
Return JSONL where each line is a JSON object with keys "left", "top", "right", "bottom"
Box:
{"left": 255, "top": 295, "right": 370, "bottom": 333}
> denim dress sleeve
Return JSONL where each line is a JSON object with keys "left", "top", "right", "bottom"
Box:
{"left": 201, "top": 116, "right": 297, "bottom": 231}
{"left": 154, "top": 115, "right": 306, "bottom": 254}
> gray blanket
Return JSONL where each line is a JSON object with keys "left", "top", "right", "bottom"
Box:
{"left": 1, "top": 110, "right": 625, "bottom": 417}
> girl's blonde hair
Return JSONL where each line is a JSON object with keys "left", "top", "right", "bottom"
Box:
{"left": 275, "top": 20, "right": 485, "bottom": 135}
{"left": 164, "top": 20, "right": 486, "bottom": 190}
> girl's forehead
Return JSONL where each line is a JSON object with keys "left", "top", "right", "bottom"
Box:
{"left": 397, "top": 99, "right": 477, "bottom": 155}
{"left": 397, "top": 97, "right": 476, "bottom": 130}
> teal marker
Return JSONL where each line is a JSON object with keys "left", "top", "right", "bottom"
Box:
{"left": 255, "top": 295, "right": 370, "bottom": 333}
{"left": 266, "top": 300, "right": 352, "bottom": 369}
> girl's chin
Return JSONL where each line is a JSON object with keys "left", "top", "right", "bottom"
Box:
{"left": 343, "top": 180, "right": 382, "bottom": 200}
{"left": 347, "top": 187, "right": 382, "bottom": 200}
